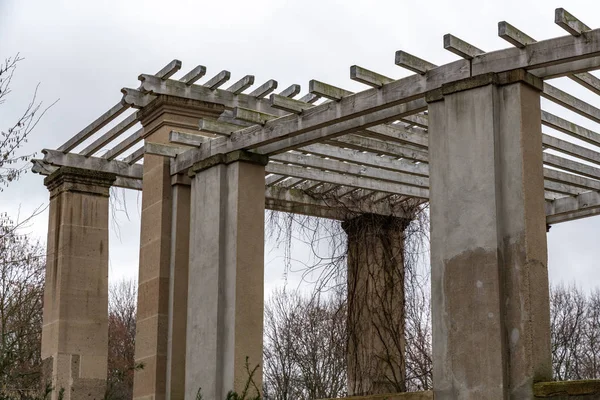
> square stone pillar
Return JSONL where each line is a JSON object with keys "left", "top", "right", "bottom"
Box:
{"left": 166, "top": 174, "right": 191, "bottom": 400}
{"left": 343, "top": 213, "right": 411, "bottom": 395}
{"left": 133, "top": 96, "right": 224, "bottom": 400}
{"left": 427, "top": 71, "right": 552, "bottom": 399}
{"left": 42, "top": 167, "right": 116, "bottom": 400}
{"left": 185, "top": 151, "right": 268, "bottom": 400}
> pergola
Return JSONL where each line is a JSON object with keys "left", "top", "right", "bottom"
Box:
{"left": 34, "top": 8, "right": 600, "bottom": 400}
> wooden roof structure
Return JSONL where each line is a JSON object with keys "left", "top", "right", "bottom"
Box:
{"left": 32, "top": 8, "right": 600, "bottom": 223}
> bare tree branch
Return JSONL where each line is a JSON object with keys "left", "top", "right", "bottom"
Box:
{"left": 0, "top": 54, "right": 57, "bottom": 190}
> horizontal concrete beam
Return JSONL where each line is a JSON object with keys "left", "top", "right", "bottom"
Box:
{"left": 278, "top": 84, "right": 301, "bottom": 98}
{"left": 31, "top": 159, "right": 142, "bottom": 190}
{"left": 225, "top": 75, "right": 254, "bottom": 94}
{"left": 543, "top": 153, "right": 600, "bottom": 181}
{"left": 36, "top": 149, "right": 600, "bottom": 224}
{"left": 32, "top": 158, "right": 405, "bottom": 219}
{"left": 350, "top": 65, "right": 394, "bottom": 88}
{"left": 138, "top": 74, "right": 290, "bottom": 117}
{"left": 546, "top": 190, "right": 600, "bottom": 224}
{"left": 270, "top": 152, "right": 429, "bottom": 188}
{"left": 248, "top": 79, "right": 278, "bottom": 98}
{"left": 309, "top": 80, "right": 353, "bottom": 100}
{"left": 543, "top": 134, "right": 600, "bottom": 166}
{"left": 542, "top": 111, "right": 600, "bottom": 147}
{"left": 123, "top": 148, "right": 144, "bottom": 165}
{"left": 79, "top": 113, "right": 139, "bottom": 157}
{"left": 265, "top": 186, "right": 404, "bottom": 220}
{"left": 42, "top": 149, "right": 143, "bottom": 178}
{"left": 103, "top": 128, "right": 144, "bottom": 160}
{"left": 180, "top": 65, "right": 207, "bottom": 85}
{"left": 443, "top": 34, "right": 484, "bottom": 60}
{"left": 328, "top": 134, "right": 429, "bottom": 162}
{"left": 266, "top": 162, "right": 429, "bottom": 198}
{"left": 57, "top": 59, "right": 181, "bottom": 152}
{"left": 555, "top": 8, "right": 591, "bottom": 37}
{"left": 498, "top": 22, "right": 600, "bottom": 96}
{"left": 203, "top": 70, "right": 231, "bottom": 89}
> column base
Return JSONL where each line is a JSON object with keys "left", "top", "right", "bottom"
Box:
{"left": 42, "top": 355, "right": 107, "bottom": 400}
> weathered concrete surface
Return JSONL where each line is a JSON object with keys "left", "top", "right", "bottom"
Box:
{"left": 320, "top": 391, "right": 433, "bottom": 400}
{"left": 133, "top": 96, "right": 223, "bottom": 400}
{"left": 185, "top": 151, "right": 268, "bottom": 400}
{"left": 343, "top": 214, "right": 410, "bottom": 395}
{"left": 428, "top": 73, "right": 551, "bottom": 399}
{"left": 42, "top": 167, "right": 116, "bottom": 400}
{"left": 534, "top": 380, "right": 600, "bottom": 398}
{"left": 166, "top": 175, "right": 191, "bottom": 400}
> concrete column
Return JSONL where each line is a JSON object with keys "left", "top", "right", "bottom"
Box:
{"left": 166, "top": 175, "right": 191, "bottom": 400}
{"left": 133, "top": 96, "right": 224, "bottom": 400}
{"left": 185, "top": 151, "right": 268, "bottom": 400}
{"left": 427, "top": 71, "right": 552, "bottom": 399}
{"left": 343, "top": 214, "right": 410, "bottom": 396}
{"left": 41, "top": 167, "right": 116, "bottom": 400}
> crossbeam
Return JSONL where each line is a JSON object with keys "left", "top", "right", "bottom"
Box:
{"left": 57, "top": 60, "right": 181, "bottom": 153}
{"left": 270, "top": 152, "right": 429, "bottom": 189}
{"left": 137, "top": 74, "right": 290, "bottom": 117}
{"left": 38, "top": 146, "right": 599, "bottom": 224}
{"left": 546, "top": 190, "right": 600, "bottom": 224}
{"left": 498, "top": 22, "right": 600, "bottom": 95}
{"left": 266, "top": 163, "right": 429, "bottom": 198}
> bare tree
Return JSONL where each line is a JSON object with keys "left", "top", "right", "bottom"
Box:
{"left": 263, "top": 289, "right": 347, "bottom": 400}
{"left": 550, "top": 284, "right": 587, "bottom": 380}
{"left": 0, "top": 54, "right": 53, "bottom": 395}
{"left": 263, "top": 290, "right": 299, "bottom": 400}
{"left": 0, "top": 213, "right": 45, "bottom": 395}
{"left": 107, "top": 279, "right": 138, "bottom": 400}
{"left": 0, "top": 54, "right": 55, "bottom": 189}
{"left": 581, "top": 289, "right": 600, "bottom": 379}
{"left": 549, "top": 284, "right": 600, "bottom": 381}
{"left": 403, "top": 271, "right": 432, "bottom": 392}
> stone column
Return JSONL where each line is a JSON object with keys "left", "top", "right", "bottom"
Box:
{"left": 343, "top": 213, "right": 410, "bottom": 396}
{"left": 185, "top": 151, "right": 267, "bottom": 400}
{"left": 41, "top": 167, "right": 116, "bottom": 400}
{"left": 166, "top": 174, "right": 191, "bottom": 400}
{"left": 133, "top": 96, "right": 224, "bottom": 400}
{"left": 427, "top": 71, "right": 552, "bottom": 399}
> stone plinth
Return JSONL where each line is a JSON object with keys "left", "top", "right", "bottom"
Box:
{"left": 41, "top": 167, "right": 116, "bottom": 400}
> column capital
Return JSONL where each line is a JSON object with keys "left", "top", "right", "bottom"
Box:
{"left": 137, "top": 94, "right": 225, "bottom": 139}
{"left": 44, "top": 166, "right": 116, "bottom": 198}
{"left": 188, "top": 150, "right": 269, "bottom": 177}
{"left": 171, "top": 173, "right": 192, "bottom": 187}
{"left": 426, "top": 69, "right": 544, "bottom": 103}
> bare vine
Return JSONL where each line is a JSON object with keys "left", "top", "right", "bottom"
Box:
{"left": 265, "top": 184, "right": 432, "bottom": 395}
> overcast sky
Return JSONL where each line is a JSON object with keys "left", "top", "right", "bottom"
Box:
{"left": 1, "top": 0, "right": 599, "bottom": 296}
